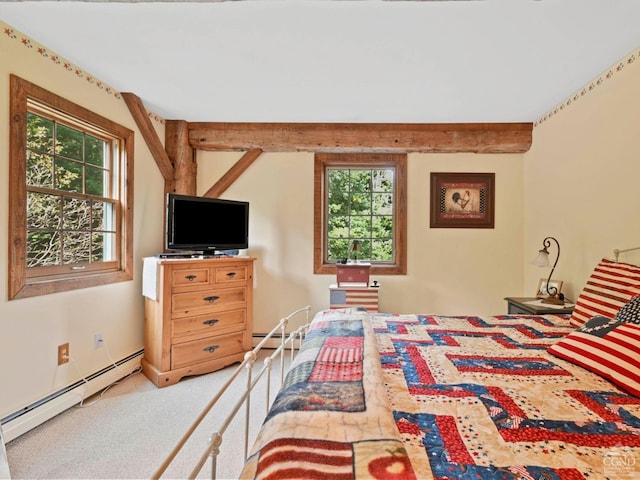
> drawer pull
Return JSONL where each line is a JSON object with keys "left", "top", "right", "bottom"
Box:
{"left": 203, "top": 345, "right": 219, "bottom": 353}
{"left": 203, "top": 319, "right": 219, "bottom": 326}
{"left": 203, "top": 295, "right": 220, "bottom": 303}
{"left": 226, "top": 272, "right": 237, "bottom": 278}
{"left": 185, "top": 275, "right": 197, "bottom": 281}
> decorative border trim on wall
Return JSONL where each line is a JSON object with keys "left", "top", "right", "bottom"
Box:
{"left": 535, "top": 47, "right": 639, "bottom": 127}
{"left": 2, "top": 21, "right": 165, "bottom": 125}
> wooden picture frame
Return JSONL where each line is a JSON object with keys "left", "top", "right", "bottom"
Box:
{"left": 536, "top": 278, "right": 563, "bottom": 298}
{"left": 430, "top": 172, "right": 495, "bottom": 228}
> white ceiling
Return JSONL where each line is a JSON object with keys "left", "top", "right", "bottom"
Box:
{"left": 1, "top": 0, "right": 640, "bottom": 123}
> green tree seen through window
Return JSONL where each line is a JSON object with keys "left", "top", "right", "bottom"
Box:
{"left": 326, "top": 168, "right": 394, "bottom": 262}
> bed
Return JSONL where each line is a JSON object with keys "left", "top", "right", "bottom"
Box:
{"left": 155, "top": 257, "right": 640, "bottom": 479}
{"left": 239, "top": 258, "right": 640, "bottom": 480}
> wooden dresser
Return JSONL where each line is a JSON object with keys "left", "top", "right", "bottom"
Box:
{"left": 142, "top": 256, "right": 255, "bottom": 387}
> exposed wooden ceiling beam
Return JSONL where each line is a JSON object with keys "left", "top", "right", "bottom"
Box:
{"left": 188, "top": 122, "right": 532, "bottom": 154}
{"left": 203, "top": 148, "right": 263, "bottom": 198}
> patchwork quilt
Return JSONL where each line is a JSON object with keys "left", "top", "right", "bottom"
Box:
{"left": 241, "top": 308, "right": 416, "bottom": 479}
{"left": 241, "top": 309, "right": 640, "bottom": 479}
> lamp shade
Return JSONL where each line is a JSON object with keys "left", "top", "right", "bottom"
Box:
{"left": 531, "top": 248, "right": 551, "bottom": 267}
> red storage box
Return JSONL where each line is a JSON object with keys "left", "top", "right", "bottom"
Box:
{"left": 336, "top": 263, "right": 370, "bottom": 287}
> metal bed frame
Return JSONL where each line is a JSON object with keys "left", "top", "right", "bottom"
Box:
{"left": 152, "top": 305, "right": 312, "bottom": 480}
{"left": 614, "top": 246, "right": 640, "bottom": 262}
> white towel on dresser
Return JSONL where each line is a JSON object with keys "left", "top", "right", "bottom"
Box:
{"left": 142, "top": 257, "right": 159, "bottom": 301}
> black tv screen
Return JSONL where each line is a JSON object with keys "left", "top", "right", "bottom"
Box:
{"left": 166, "top": 193, "right": 249, "bottom": 251}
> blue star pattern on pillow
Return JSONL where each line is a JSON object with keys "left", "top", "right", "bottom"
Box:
{"left": 578, "top": 315, "right": 622, "bottom": 337}
{"left": 615, "top": 295, "right": 640, "bottom": 324}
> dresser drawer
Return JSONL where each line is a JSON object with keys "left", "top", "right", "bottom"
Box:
{"left": 214, "top": 265, "right": 248, "bottom": 284}
{"left": 171, "top": 331, "right": 246, "bottom": 369}
{"left": 171, "top": 267, "right": 210, "bottom": 287}
{"left": 171, "top": 309, "right": 246, "bottom": 341}
{"left": 172, "top": 286, "right": 246, "bottom": 317}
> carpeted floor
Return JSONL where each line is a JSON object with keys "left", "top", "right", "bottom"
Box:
{"left": 5, "top": 350, "right": 286, "bottom": 479}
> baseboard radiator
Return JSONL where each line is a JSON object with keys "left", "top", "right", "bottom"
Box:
{"left": 1, "top": 349, "right": 144, "bottom": 443}
{"left": 252, "top": 332, "right": 288, "bottom": 349}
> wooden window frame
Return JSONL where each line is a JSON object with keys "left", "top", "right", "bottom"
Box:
{"left": 8, "top": 75, "right": 134, "bottom": 300}
{"left": 314, "top": 153, "right": 407, "bottom": 275}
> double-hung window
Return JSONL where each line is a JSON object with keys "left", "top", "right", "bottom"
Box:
{"left": 314, "top": 153, "right": 407, "bottom": 275}
{"left": 9, "top": 75, "right": 133, "bottom": 299}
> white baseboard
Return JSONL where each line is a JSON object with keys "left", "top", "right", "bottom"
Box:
{"left": 2, "top": 350, "right": 143, "bottom": 443}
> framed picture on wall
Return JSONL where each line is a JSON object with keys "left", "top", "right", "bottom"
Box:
{"left": 430, "top": 172, "right": 495, "bottom": 228}
{"left": 536, "top": 278, "right": 563, "bottom": 298}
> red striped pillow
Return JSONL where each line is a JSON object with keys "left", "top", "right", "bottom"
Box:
{"left": 548, "top": 322, "right": 640, "bottom": 397}
{"left": 569, "top": 258, "right": 640, "bottom": 328}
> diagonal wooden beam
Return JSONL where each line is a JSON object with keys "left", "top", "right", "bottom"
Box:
{"left": 203, "top": 149, "right": 262, "bottom": 198}
{"left": 122, "top": 92, "right": 174, "bottom": 181}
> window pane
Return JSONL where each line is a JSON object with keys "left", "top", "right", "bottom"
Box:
{"left": 27, "top": 192, "right": 61, "bottom": 229}
{"left": 350, "top": 192, "right": 371, "bottom": 214}
{"left": 85, "top": 166, "right": 106, "bottom": 196}
{"left": 351, "top": 239, "right": 370, "bottom": 261}
{"left": 55, "top": 124, "right": 83, "bottom": 160}
{"left": 63, "top": 197, "right": 91, "bottom": 231}
{"left": 327, "top": 238, "right": 349, "bottom": 261}
{"left": 26, "top": 112, "right": 54, "bottom": 154}
{"left": 92, "top": 201, "right": 107, "bottom": 230}
{"left": 372, "top": 239, "right": 393, "bottom": 261}
{"left": 372, "top": 169, "right": 393, "bottom": 192}
{"left": 55, "top": 158, "right": 83, "bottom": 192}
{"left": 328, "top": 192, "right": 349, "bottom": 215}
{"left": 62, "top": 231, "right": 91, "bottom": 264}
{"left": 350, "top": 216, "right": 372, "bottom": 239}
{"left": 372, "top": 215, "right": 393, "bottom": 239}
{"left": 372, "top": 193, "right": 393, "bottom": 215}
{"left": 328, "top": 169, "right": 349, "bottom": 191}
{"left": 85, "top": 135, "right": 106, "bottom": 167}
{"left": 327, "top": 215, "right": 349, "bottom": 239}
{"left": 350, "top": 170, "right": 371, "bottom": 192}
{"left": 26, "top": 151, "right": 54, "bottom": 188}
{"left": 27, "top": 230, "right": 60, "bottom": 267}
{"left": 92, "top": 232, "right": 115, "bottom": 262}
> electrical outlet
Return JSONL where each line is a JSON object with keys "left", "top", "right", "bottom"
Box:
{"left": 58, "top": 343, "right": 69, "bottom": 365}
{"left": 95, "top": 332, "right": 104, "bottom": 349}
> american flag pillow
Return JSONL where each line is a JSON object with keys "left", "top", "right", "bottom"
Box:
{"left": 548, "top": 321, "right": 640, "bottom": 397}
{"left": 569, "top": 258, "right": 640, "bottom": 327}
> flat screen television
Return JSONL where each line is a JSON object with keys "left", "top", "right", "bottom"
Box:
{"left": 166, "top": 193, "right": 249, "bottom": 253}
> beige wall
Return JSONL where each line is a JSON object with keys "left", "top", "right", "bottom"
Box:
{"left": 198, "top": 150, "right": 525, "bottom": 333}
{"left": 0, "top": 22, "right": 166, "bottom": 425}
{"left": 523, "top": 48, "right": 640, "bottom": 301}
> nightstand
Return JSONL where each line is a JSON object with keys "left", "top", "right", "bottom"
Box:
{"left": 504, "top": 297, "right": 575, "bottom": 315}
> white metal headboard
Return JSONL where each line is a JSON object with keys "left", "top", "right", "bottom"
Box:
{"left": 613, "top": 246, "right": 640, "bottom": 262}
